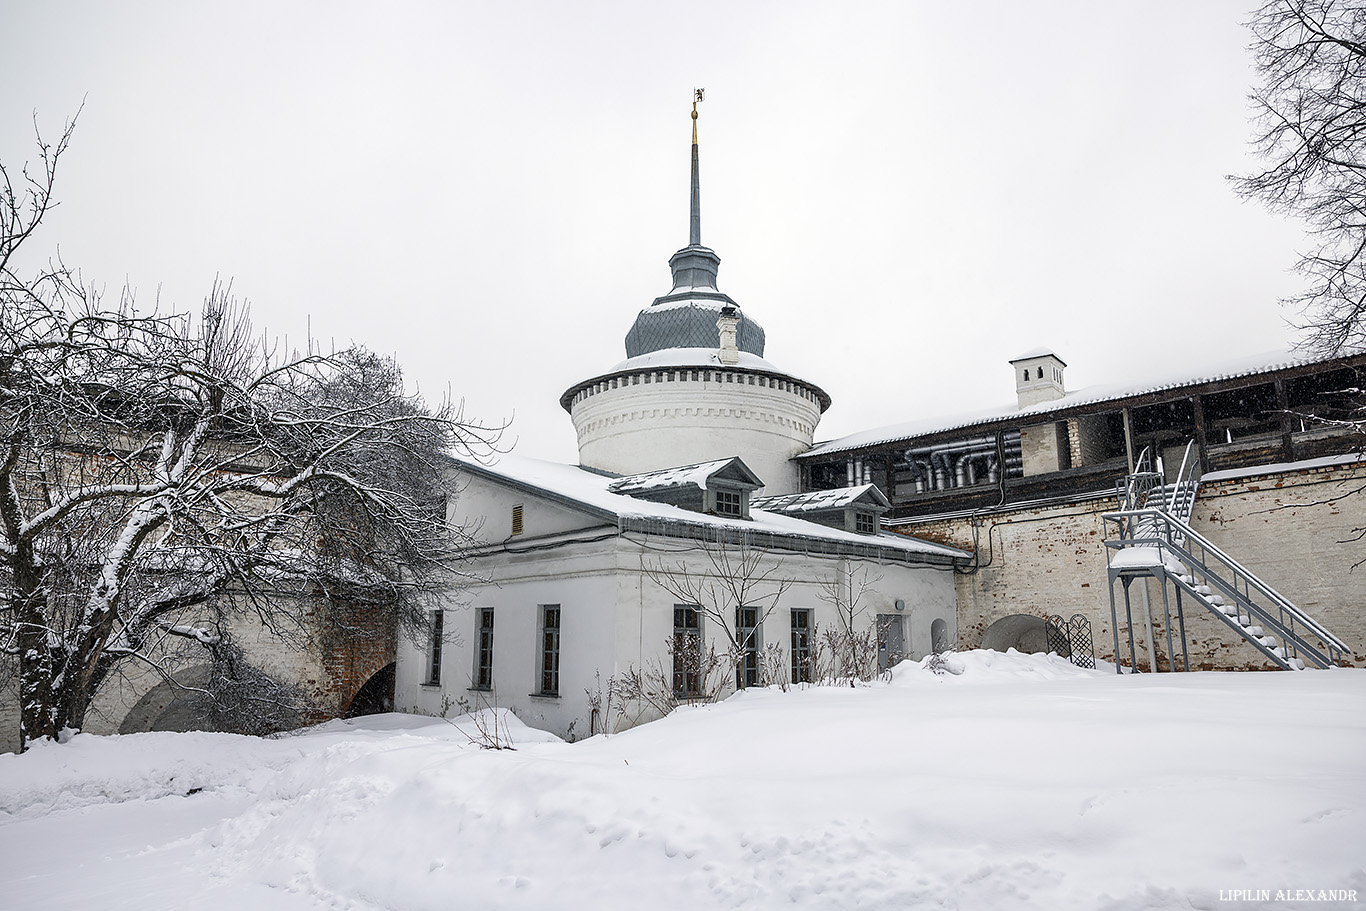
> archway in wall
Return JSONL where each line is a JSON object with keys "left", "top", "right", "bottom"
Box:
{"left": 118, "top": 666, "right": 218, "bottom": 735}
{"left": 981, "top": 614, "right": 1049, "bottom": 654}
{"left": 345, "top": 662, "right": 396, "bottom": 718}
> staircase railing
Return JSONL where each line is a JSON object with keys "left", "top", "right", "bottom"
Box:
{"left": 1104, "top": 508, "right": 1348, "bottom": 669}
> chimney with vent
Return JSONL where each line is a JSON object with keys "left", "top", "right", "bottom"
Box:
{"left": 717, "top": 305, "right": 740, "bottom": 365}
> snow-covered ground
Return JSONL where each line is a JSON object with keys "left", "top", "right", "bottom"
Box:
{"left": 2, "top": 651, "right": 1363, "bottom": 911}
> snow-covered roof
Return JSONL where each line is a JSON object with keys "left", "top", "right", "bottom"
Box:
{"left": 1010, "top": 347, "right": 1064, "bottom": 363}
{"left": 608, "top": 347, "right": 785, "bottom": 374}
{"left": 451, "top": 453, "right": 967, "bottom": 562}
{"left": 608, "top": 458, "right": 758, "bottom": 494}
{"left": 560, "top": 347, "right": 833, "bottom": 412}
{"left": 804, "top": 347, "right": 1353, "bottom": 458}
{"left": 751, "top": 483, "right": 890, "bottom": 514}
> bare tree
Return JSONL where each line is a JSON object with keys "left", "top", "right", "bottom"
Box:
{"left": 817, "top": 562, "right": 885, "bottom": 683}
{"left": 1, "top": 117, "right": 501, "bottom": 750}
{"left": 644, "top": 534, "right": 794, "bottom": 691}
{"left": 1232, "top": 0, "right": 1366, "bottom": 353}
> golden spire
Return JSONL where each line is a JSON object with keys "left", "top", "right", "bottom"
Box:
{"left": 690, "top": 89, "right": 704, "bottom": 245}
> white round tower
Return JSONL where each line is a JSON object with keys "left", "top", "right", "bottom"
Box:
{"left": 560, "top": 95, "right": 829, "bottom": 494}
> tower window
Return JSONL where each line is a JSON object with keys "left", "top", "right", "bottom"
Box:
{"left": 1037, "top": 367, "right": 1043, "bottom": 379}
{"left": 1023, "top": 370, "right": 1029, "bottom": 382}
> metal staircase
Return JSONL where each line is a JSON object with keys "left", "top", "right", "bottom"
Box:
{"left": 1103, "top": 443, "right": 1348, "bottom": 672}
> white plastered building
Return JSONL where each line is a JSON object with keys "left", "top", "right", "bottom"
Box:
{"left": 395, "top": 455, "right": 964, "bottom": 738}
{"left": 395, "top": 104, "right": 965, "bottom": 737}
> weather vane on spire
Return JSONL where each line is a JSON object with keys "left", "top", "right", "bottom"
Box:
{"left": 689, "top": 89, "right": 704, "bottom": 244}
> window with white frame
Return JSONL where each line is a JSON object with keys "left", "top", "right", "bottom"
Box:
{"left": 538, "top": 604, "right": 560, "bottom": 696}
{"left": 672, "top": 605, "right": 703, "bottom": 697}
{"left": 790, "top": 608, "right": 813, "bottom": 684}
{"left": 473, "top": 608, "right": 494, "bottom": 690}
{"left": 425, "top": 609, "right": 444, "bottom": 685}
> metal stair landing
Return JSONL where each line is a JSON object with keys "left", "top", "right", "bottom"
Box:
{"left": 1102, "top": 444, "right": 1348, "bottom": 673}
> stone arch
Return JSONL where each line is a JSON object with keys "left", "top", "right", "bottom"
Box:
{"left": 118, "top": 665, "right": 218, "bottom": 735}
{"left": 981, "top": 614, "right": 1049, "bottom": 654}
{"left": 345, "top": 662, "right": 395, "bottom": 718}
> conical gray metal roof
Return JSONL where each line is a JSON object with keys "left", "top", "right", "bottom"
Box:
{"left": 623, "top": 100, "right": 765, "bottom": 358}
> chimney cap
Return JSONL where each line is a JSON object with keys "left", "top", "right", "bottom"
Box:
{"left": 1009, "top": 347, "right": 1066, "bottom": 366}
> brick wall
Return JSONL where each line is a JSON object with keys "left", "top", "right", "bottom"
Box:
{"left": 315, "top": 598, "right": 398, "bottom": 719}
{"left": 899, "top": 460, "right": 1366, "bottom": 671}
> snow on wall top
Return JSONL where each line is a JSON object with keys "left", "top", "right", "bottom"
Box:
{"left": 451, "top": 452, "right": 967, "bottom": 561}
{"left": 804, "top": 347, "right": 1339, "bottom": 458}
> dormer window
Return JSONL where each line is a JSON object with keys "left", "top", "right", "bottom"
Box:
{"left": 608, "top": 457, "right": 762, "bottom": 520}
{"left": 715, "top": 489, "right": 743, "bottom": 517}
{"left": 854, "top": 511, "right": 876, "bottom": 534}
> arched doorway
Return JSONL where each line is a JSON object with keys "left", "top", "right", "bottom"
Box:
{"left": 345, "top": 662, "right": 395, "bottom": 718}
{"left": 981, "top": 614, "right": 1049, "bottom": 654}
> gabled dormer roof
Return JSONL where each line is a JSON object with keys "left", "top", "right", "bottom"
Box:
{"left": 443, "top": 453, "right": 968, "bottom": 563}
{"left": 750, "top": 483, "right": 890, "bottom": 515}
{"left": 608, "top": 457, "right": 763, "bottom": 497}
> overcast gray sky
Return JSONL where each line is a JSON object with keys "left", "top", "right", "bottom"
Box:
{"left": 1, "top": 1, "right": 1307, "bottom": 462}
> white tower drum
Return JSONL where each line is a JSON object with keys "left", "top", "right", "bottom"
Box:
{"left": 559, "top": 96, "right": 829, "bottom": 495}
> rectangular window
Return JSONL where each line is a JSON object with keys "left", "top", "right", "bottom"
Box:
{"left": 474, "top": 608, "right": 494, "bottom": 690}
{"left": 715, "top": 489, "right": 742, "bottom": 517}
{"left": 855, "top": 512, "right": 876, "bottom": 534}
{"left": 673, "top": 606, "right": 702, "bottom": 698}
{"left": 425, "top": 609, "right": 444, "bottom": 685}
{"left": 511, "top": 504, "right": 524, "bottom": 536}
{"left": 791, "top": 609, "right": 812, "bottom": 684}
{"left": 538, "top": 604, "right": 560, "bottom": 696}
{"left": 736, "top": 606, "right": 760, "bottom": 689}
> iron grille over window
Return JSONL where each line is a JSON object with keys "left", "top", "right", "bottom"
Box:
{"left": 736, "top": 606, "right": 760, "bottom": 688}
{"left": 475, "top": 608, "right": 494, "bottom": 690}
{"left": 791, "top": 609, "right": 812, "bottom": 684}
{"left": 539, "top": 605, "right": 560, "bottom": 696}
{"left": 672, "top": 606, "right": 702, "bottom": 697}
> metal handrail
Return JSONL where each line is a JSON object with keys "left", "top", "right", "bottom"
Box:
{"left": 1104, "top": 508, "right": 1348, "bottom": 658}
